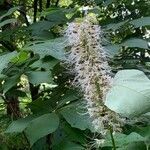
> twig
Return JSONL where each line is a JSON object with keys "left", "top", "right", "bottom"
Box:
{"left": 109, "top": 126, "right": 116, "bottom": 150}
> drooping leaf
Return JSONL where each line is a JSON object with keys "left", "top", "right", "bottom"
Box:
{"left": 6, "top": 115, "right": 36, "bottom": 133}
{"left": 134, "top": 126, "right": 150, "bottom": 139}
{"left": 105, "top": 69, "right": 150, "bottom": 118}
{"left": 0, "top": 19, "right": 17, "bottom": 28}
{"left": 11, "top": 51, "right": 30, "bottom": 64}
{"left": 0, "top": 6, "right": 20, "bottom": 21}
{"left": 57, "top": 89, "right": 79, "bottom": 108}
{"left": 24, "top": 113, "right": 59, "bottom": 146}
{"left": 6, "top": 113, "right": 59, "bottom": 146}
{"left": 60, "top": 102, "right": 94, "bottom": 131}
{"left": 28, "top": 98, "right": 53, "bottom": 114}
{"left": 116, "top": 142, "right": 147, "bottom": 150}
{"left": 3, "top": 74, "right": 20, "bottom": 93}
{"left": 0, "top": 51, "right": 17, "bottom": 74}
{"left": 102, "top": 132, "right": 145, "bottom": 148}
{"left": 52, "top": 141, "right": 84, "bottom": 150}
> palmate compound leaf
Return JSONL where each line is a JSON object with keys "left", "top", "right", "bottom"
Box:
{"left": 105, "top": 69, "right": 150, "bottom": 118}
{"left": 6, "top": 113, "right": 59, "bottom": 146}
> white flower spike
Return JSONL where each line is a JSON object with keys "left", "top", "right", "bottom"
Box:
{"left": 65, "top": 14, "right": 121, "bottom": 134}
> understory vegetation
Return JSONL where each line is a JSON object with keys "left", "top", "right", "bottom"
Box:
{"left": 0, "top": 0, "right": 150, "bottom": 149}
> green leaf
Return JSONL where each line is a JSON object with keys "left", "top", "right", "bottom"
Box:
{"left": 52, "top": 141, "right": 84, "bottom": 150}
{"left": 105, "top": 17, "right": 150, "bottom": 30}
{"left": 0, "top": 6, "right": 20, "bottom": 21}
{"left": 116, "top": 142, "right": 147, "bottom": 150}
{"left": 105, "top": 69, "right": 150, "bottom": 118}
{"left": 29, "top": 21, "right": 55, "bottom": 32}
{"left": 0, "top": 19, "right": 17, "bottom": 28}
{"left": 105, "top": 38, "right": 149, "bottom": 56}
{"left": 62, "top": 123, "right": 86, "bottom": 144}
{"left": 135, "top": 126, "right": 150, "bottom": 138}
{"left": 60, "top": 102, "right": 94, "bottom": 131}
{"left": 132, "top": 17, "right": 150, "bottom": 28}
{"left": 44, "top": 8, "right": 68, "bottom": 24}
{"left": 25, "top": 38, "right": 66, "bottom": 60}
{"left": 102, "top": 132, "right": 145, "bottom": 147}
{"left": 26, "top": 71, "right": 53, "bottom": 85}
{"left": 122, "top": 38, "right": 149, "bottom": 49}
{"left": 57, "top": 89, "right": 79, "bottom": 108}
{"left": 0, "top": 52, "right": 17, "bottom": 74}
{"left": 103, "top": 0, "right": 114, "bottom": 6}
{"left": 105, "top": 44, "right": 121, "bottom": 56}
{"left": 28, "top": 98, "right": 53, "bottom": 114}
{"left": 6, "top": 113, "right": 59, "bottom": 146}
{"left": 28, "top": 21, "right": 55, "bottom": 39}
{"left": 6, "top": 115, "right": 36, "bottom": 133}
{"left": 31, "top": 56, "right": 59, "bottom": 70}
{"left": 3, "top": 75, "right": 20, "bottom": 93}
{"left": 11, "top": 51, "right": 30, "bottom": 64}
{"left": 25, "top": 113, "right": 59, "bottom": 146}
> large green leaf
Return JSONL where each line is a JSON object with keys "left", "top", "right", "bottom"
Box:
{"left": 0, "top": 6, "right": 20, "bottom": 21}
{"left": 105, "top": 17, "right": 150, "bottom": 30}
{"left": 26, "top": 71, "right": 53, "bottom": 85}
{"left": 6, "top": 115, "right": 36, "bottom": 133}
{"left": 25, "top": 38, "right": 66, "bottom": 60}
{"left": 132, "top": 17, "right": 150, "bottom": 28}
{"left": 105, "top": 69, "right": 150, "bottom": 118}
{"left": 25, "top": 113, "right": 59, "bottom": 146}
{"left": 0, "top": 19, "right": 17, "bottom": 28}
{"left": 122, "top": 38, "right": 149, "bottom": 49}
{"left": 134, "top": 126, "right": 150, "bottom": 139}
{"left": 3, "top": 74, "right": 20, "bottom": 93}
{"left": 0, "top": 52, "right": 17, "bottom": 74}
{"left": 52, "top": 141, "right": 84, "bottom": 150}
{"left": 116, "top": 142, "right": 147, "bottom": 150}
{"left": 6, "top": 113, "right": 59, "bottom": 146}
{"left": 31, "top": 56, "right": 59, "bottom": 70}
{"left": 105, "top": 38, "right": 149, "bottom": 56}
{"left": 102, "top": 132, "right": 145, "bottom": 148}
{"left": 60, "top": 102, "right": 94, "bottom": 131}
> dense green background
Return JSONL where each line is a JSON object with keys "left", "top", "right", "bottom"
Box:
{"left": 0, "top": 0, "right": 149, "bottom": 149}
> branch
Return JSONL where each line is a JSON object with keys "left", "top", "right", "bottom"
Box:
{"left": 19, "top": 8, "right": 30, "bottom": 26}
{"left": 0, "top": 41, "right": 16, "bottom": 52}
{"left": 55, "top": 0, "right": 60, "bottom": 6}
{"left": 39, "top": 0, "right": 42, "bottom": 12}
{"left": 33, "top": 0, "right": 38, "bottom": 22}
{"left": 46, "top": 0, "right": 51, "bottom": 8}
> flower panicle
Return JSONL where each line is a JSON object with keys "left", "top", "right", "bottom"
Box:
{"left": 65, "top": 15, "right": 121, "bottom": 133}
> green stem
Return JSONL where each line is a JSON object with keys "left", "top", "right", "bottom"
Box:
{"left": 109, "top": 126, "right": 116, "bottom": 150}
{"left": 146, "top": 144, "right": 149, "bottom": 150}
